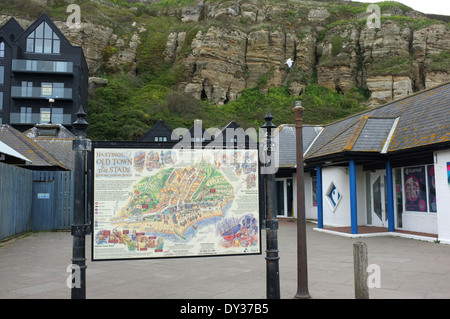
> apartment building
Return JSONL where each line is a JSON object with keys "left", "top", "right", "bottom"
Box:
{"left": 0, "top": 13, "right": 88, "bottom": 132}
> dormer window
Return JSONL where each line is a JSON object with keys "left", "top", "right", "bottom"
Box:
{"left": 26, "top": 22, "right": 60, "bottom": 54}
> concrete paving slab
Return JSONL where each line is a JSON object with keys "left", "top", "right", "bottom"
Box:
{"left": 1, "top": 221, "right": 450, "bottom": 300}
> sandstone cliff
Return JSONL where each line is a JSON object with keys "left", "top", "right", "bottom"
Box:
{"left": 2, "top": 0, "right": 450, "bottom": 107}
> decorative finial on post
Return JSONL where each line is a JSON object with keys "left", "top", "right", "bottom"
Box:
{"left": 72, "top": 105, "right": 89, "bottom": 138}
{"left": 293, "top": 100, "right": 304, "bottom": 129}
{"left": 262, "top": 109, "right": 276, "bottom": 131}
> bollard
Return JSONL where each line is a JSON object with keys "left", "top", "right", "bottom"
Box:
{"left": 353, "top": 241, "right": 369, "bottom": 299}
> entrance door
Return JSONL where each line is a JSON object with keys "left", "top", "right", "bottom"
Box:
{"left": 275, "top": 178, "right": 293, "bottom": 217}
{"left": 369, "top": 171, "right": 388, "bottom": 227}
{"left": 32, "top": 181, "right": 57, "bottom": 231}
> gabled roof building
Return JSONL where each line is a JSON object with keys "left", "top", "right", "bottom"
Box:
{"left": 0, "top": 13, "right": 88, "bottom": 133}
{"left": 281, "top": 82, "right": 450, "bottom": 243}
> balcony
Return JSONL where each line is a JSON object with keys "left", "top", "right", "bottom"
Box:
{"left": 12, "top": 59, "right": 73, "bottom": 74}
{"left": 11, "top": 86, "right": 73, "bottom": 100}
{"left": 9, "top": 112, "right": 73, "bottom": 125}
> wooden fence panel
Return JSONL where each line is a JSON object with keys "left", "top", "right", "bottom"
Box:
{"left": 0, "top": 163, "right": 33, "bottom": 241}
{"left": 32, "top": 171, "right": 74, "bottom": 231}
{"left": 0, "top": 165, "right": 74, "bottom": 240}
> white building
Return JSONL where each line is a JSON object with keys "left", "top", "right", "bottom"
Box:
{"left": 276, "top": 82, "right": 450, "bottom": 243}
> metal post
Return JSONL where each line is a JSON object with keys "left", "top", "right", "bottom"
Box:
{"left": 262, "top": 110, "right": 280, "bottom": 299}
{"left": 293, "top": 101, "right": 311, "bottom": 299}
{"left": 71, "top": 105, "right": 90, "bottom": 299}
{"left": 49, "top": 98, "right": 54, "bottom": 124}
{"left": 353, "top": 242, "right": 369, "bottom": 299}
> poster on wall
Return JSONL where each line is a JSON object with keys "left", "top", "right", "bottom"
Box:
{"left": 447, "top": 162, "right": 450, "bottom": 184}
{"left": 91, "top": 146, "right": 260, "bottom": 261}
{"left": 404, "top": 166, "right": 427, "bottom": 212}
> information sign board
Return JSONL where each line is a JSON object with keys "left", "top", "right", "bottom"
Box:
{"left": 91, "top": 146, "right": 260, "bottom": 260}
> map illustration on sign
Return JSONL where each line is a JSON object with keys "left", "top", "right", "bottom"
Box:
{"left": 92, "top": 148, "right": 260, "bottom": 260}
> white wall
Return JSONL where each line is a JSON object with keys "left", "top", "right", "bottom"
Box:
{"left": 435, "top": 150, "right": 450, "bottom": 243}
{"left": 304, "top": 172, "right": 317, "bottom": 220}
{"left": 291, "top": 172, "right": 316, "bottom": 220}
{"left": 308, "top": 165, "right": 366, "bottom": 228}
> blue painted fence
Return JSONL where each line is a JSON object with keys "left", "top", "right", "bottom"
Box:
{"left": 32, "top": 170, "right": 74, "bottom": 232}
{"left": 0, "top": 163, "right": 33, "bottom": 241}
{"left": 0, "top": 162, "right": 74, "bottom": 241}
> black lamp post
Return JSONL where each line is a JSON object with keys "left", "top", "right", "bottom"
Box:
{"left": 261, "top": 109, "right": 280, "bottom": 299}
{"left": 293, "top": 101, "right": 311, "bottom": 299}
{"left": 71, "top": 105, "right": 90, "bottom": 299}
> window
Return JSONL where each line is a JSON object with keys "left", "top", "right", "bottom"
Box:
{"left": 40, "top": 107, "right": 63, "bottom": 124}
{"left": 0, "top": 42, "right": 4, "bottom": 58}
{"left": 154, "top": 136, "right": 168, "bottom": 142}
{"left": 0, "top": 92, "right": 3, "bottom": 110}
{"left": 21, "top": 81, "right": 33, "bottom": 97}
{"left": 26, "top": 22, "right": 60, "bottom": 54}
{"left": 41, "top": 82, "right": 64, "bottom": 98}
{"left": 394, "top": 169, "right": 403, "bottom": 227}
{"left": 20, "top": 107, "right": 32, "bottom": 123}
{"left": 0, "top": 66, "right": 4, "bottom": 84}
{"left": 402, "top": 165, "right": 436, "bottom": 213}
{"left": 276, "top": 178, "right": 294, "bottom": 217}
{"left": 326, "top": 182, "right": 342, "bottom": 210}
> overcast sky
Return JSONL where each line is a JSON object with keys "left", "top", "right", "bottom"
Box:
{"left": 354, "top": 0, "right": 450, "bottom": 16}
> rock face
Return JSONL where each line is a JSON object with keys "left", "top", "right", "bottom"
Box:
{"left": 172, "top": 26, "right": 318, "bottom": 105}
{"left": 169, "top": 2, "right": 450, "bottom": 105}
{"left": 3, "top": 0, "right": 449, "bottom": 106}
{"left": 181, "top": 27, "right": 311, "bottom": 104}
{"left": 315, "top": 19, "right": 450, "bottom": 106}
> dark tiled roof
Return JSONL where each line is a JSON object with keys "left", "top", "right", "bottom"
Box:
{"left": 24, "top": 124, "right": 75, "bottom": 170}
{"left": 304, "top": 82, "right": 450, "bottom": 160}
{"left": 0, "top": 125, "right": 68, "bottom": 169}
{"left": 276, "top": 124, "right": 323, "bottom": 167}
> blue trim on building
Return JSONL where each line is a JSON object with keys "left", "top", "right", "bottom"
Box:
{"left": 317, "top": 166, "right": 323, "bottom": 229}
{"left": 386, "top": 161, "right": 395, "bottom": 232}
{"left": 349, "top": 159, "right": 358, "bottom": 234}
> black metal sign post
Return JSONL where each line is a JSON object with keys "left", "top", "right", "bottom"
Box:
{"left": 262, "top": 110, "right": 280, "bottom": 299}
{"left": 71, "top": 105, "right": 90, "bottom": 299}
{"left": 293, "top": 101, "right": 311, "bottom": 299}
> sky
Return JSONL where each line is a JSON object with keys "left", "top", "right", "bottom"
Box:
{"left": 354, "top": 0, "right": 450, "bottom": 16}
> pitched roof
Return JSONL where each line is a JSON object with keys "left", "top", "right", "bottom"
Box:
{"left": 304, "top": 82, "right": 450, "bottom": 160}
{"left": 275, "top": 124, "right": 323, "bottom": 167}
{"left": 0, "top": 125, "right": 68, "bottom": 170}
{"left": 139, "top": 119, "right": 174, "bottom": 142}
{"left": 24, "top": 124, "right": 76, "bottom": 171}
{"left": 0, "top": 140, "right": 32, "bottom": 164}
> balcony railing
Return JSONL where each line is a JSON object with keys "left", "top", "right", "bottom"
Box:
{"left": 12, "top": 59, "right": 73, "bottom": 74}
{"left": 9, "top": 112, "right": 73, "bottom": 125}
{"left": 11, "top": 86, "right": 73, "bottom": 100}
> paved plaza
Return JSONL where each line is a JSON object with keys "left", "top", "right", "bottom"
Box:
{"left": 1, "top": 220, "right": 450, "bottom": 299}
